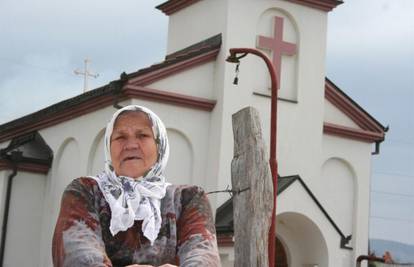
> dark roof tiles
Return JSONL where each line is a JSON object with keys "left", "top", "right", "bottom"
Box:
{"left": 125, "top": 34, "right": 221, "bottom": 80}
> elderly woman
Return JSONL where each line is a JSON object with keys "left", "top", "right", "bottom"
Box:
{"left": 52, "top": 105, "right": 221, "bottom": 267}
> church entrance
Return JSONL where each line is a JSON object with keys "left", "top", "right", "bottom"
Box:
{"left": 276, "top": 212, "right": 329, "bottom": 267}
{"left": 275, "top": 237, "right": 289, "bottom": 267}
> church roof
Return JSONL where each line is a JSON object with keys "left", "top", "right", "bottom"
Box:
{"left": 324, "top": 78, "right": 387, "bottom": 144}
{"left": 215, "top": 175, "right": 352, "bottom": 249}
{"left": 124, "top": 33, "right": 221, "bottom": 84}
{"left": 0, "top": 34, "right": 221, "bottom": 143}
{"left": 0, "top": 131, "right": 53, "bottom": 174}
{"left": 156, "top": 0, "right": 343, "bottom": 15}
{"left": 156, "top": 0, "right": 202, "bottom": 16}
{"left": 0, "top": 32, "right": 385, "bottom": 148}
{"left": 325, "top": 78, "right": 386, "bottom": 132}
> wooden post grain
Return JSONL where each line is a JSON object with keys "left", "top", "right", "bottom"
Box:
{"left": 231, "top": 107, "right": 274, "bottom": 267}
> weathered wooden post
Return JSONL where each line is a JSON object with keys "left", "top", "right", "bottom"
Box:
{"left": 231, "top": 107, "right": 274, "bottom": 267}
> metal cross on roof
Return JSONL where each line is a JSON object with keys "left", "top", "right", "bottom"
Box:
{"left": 74, "top": 59, "right": 99, "bottom": 93}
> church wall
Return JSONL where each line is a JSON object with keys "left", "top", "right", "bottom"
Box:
{"left": 0, "top": 170, "right": 9, "bottom": 243}
{"left": 322, "top": 134, "right": 373, "bottom": 264}
{"left": 277, "top": 181, "right": 355, "bottom": 266}
{"left": 320, "top": 158, "right": 356, "bottom": 238}
{"left": 51, "top": 138, "right": 82, "bottom": 214}
{"left": 88, "top": 128, "right": 106, "bottom": 176}
{"left": 324, "top": 99, "right": 360, "bottom": 128}
{"left": 148, "top": 61, "right": 216, "bottom": 99}
{"left": 218, "top": 246, "right": 235, "bottom": 267}
{"left": 2, "top": 171, "right": 46, "bottom": 267}
{"left": 276, "top": 182, "right": 335, "bottom": 266}
{"left": 254, "top": 8, "right": 299, "bottom": 101}
{"left": 166, "top": 0, "right": 228, "bottom": 54}
{"left": 164, "top": 128, "right": 194, "bottom": 185}
{"left": 209, "top": 0, "right": 329, "bottom": 213}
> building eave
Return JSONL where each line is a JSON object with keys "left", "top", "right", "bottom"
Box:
{"left": 156, "top": 0, "right": 202, "bottom": 15}
{"left": 323, "top": 122, "right": 385, "bottom": 143}
{"left": 284, "top": 0, "right": 343, "bottom": 12}
{"left": 323, "top": 78, "right": 387, "bottom": 144}
{"left": 325, "top": 78, "right": 386, "bottom": 133}
{"left": 0, "top": 160, "right": 50, "bottom": 174}
{"left": 156, "top": 0, "right": 342, "bottom": 15}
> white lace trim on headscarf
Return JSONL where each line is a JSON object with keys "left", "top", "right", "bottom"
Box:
{"left": 89, "top": 105, "right": 170, "bottom": 245}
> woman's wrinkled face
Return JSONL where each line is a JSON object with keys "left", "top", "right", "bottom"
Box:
{"left": 110, "top": 111, "right": 158, "bottom": 179}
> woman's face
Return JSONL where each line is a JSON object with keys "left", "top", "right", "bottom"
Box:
{"left": 110, "top": 111, "right": 158, "bottom": 178}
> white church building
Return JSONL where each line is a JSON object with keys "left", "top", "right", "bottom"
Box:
{"left": 0, "top": 0, "right": 387, "bottom": 266}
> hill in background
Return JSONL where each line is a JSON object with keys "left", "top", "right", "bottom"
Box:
{"left": 370, "top": 239, "right": 414, "bottom": 263}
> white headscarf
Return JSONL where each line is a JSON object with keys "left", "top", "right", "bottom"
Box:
{"left": 90, "top": 105, "right": 170, "bottom": 245}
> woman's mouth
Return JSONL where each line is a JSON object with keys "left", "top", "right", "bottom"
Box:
{"left": 123, "top": 156, "right": 141, "bottom": 162}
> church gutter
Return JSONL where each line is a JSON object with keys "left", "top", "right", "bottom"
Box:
{"left": 0, "top": 158, "right": 17, "bottom": 267}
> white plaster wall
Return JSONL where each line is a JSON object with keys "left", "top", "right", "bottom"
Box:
{"left": 165, "top": 128, "right": 194, "bottom": 185}
{"left": 277, "top": 212, "right": 329, "bottom": 267}
{"left": 166, "top": 0, "right": 228, "bottom": 54}
{"left": 3, "top": 171, "right": 46, "bottom": 267}
{"left": 88, "top": 128, "right": 106, "bottom": 176}
{"left": 324, "top": 99, "right": 360, "bottom": 128}
{"left": 207, "top": 0, "right": 329, "bottom": 218}
{"left": 218, "top": 246, "right": 235, "bottom": 267}
{"left": 53, "top": 138, "right": 82, "bottom": 207}
{"left": 148, "top": 61, "right": 216, "bottom": 99}
{"left": 322, "top": 135, "right": 373, "bottom": 265}
{"left": 320, "top": 158, "right": 355, "bottom": 237}
{"left": 277, "top": 181, "right": 350, "bottom": 267}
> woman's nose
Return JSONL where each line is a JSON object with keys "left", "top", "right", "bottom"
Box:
{"left": 124, "top": 138, "right": 140, "bottom": 150}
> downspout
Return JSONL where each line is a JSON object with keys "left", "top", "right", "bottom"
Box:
{"left": 0, "top": 151, "right": 21, "bottom": 267}
{"left": 112, "top": 72, "right": 128, "bottom": 109}
{"left": 372, "top": 140, "right": 383, "bottom": 155}
{"left": 372, "top": 126, "right": 389, "bottom": 155}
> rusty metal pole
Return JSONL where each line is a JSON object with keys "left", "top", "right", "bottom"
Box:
{"left": 356, "top": 255, "right": 385, "bottom": 267}
{"left": 226, "top": 48, "right": 279, "bottom": 267}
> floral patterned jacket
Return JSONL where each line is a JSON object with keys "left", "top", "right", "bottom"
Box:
{"left": 52, "top": 177, "right": 221, "bottom": 267}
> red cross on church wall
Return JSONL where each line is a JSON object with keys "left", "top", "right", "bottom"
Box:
{"left": 257, "top": 16, "right": 297, "bottom": 89}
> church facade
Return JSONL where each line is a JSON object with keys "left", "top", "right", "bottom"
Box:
{"left": 0, "top": 0, "right": 386, "bottom": 266}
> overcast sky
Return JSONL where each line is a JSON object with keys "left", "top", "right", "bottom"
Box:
{"left": 325, "top": 0, "right": 414, "bottom": 246}
{"left": 0, "top": 0, "right": 413, "bottom": 246}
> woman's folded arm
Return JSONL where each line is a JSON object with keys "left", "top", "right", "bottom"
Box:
{"left": 176, "top": 187, "right": 221, "bottom": 267}
{"left": 52, "top": 178, "right": 112, "bottom": 267}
